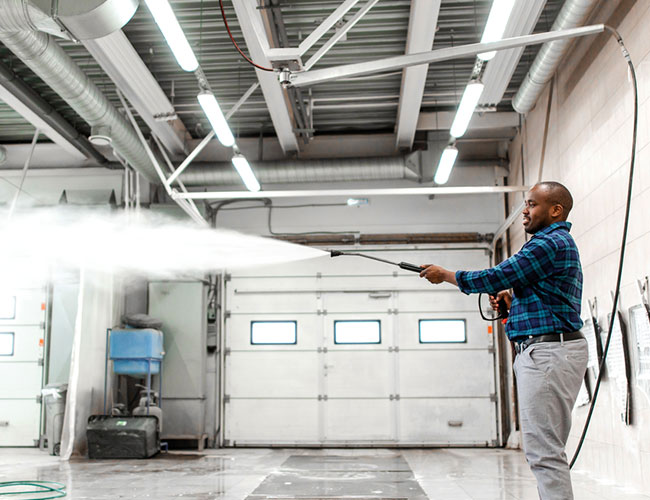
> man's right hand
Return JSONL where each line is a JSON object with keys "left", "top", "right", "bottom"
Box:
{"left": 489, "top": 290, "right": 512, "bottom": 312}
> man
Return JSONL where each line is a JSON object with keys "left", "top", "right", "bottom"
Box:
{"left": 419, "top": 181, "right": 588, "bottom": 500}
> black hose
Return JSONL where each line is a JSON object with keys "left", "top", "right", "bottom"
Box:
{"left": 569, "top": 25, "right": 638, "bottom": 469}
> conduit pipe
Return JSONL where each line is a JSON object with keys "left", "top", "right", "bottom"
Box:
{"left": 0, "top": 0, "right": 159, "bottom": 183}
{"left": 512, "top": 0, "right": 599, "bottom": 114}
{"left": 179, "top": 157, "right": 419, "bottom": 186}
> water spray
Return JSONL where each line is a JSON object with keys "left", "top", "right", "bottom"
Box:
{"left": 329, "top": 250, "right": 421, "bottom": 273}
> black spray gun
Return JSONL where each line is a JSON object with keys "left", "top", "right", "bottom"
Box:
{"left": 329, "top": 250, "right": 508, "bottom": 320}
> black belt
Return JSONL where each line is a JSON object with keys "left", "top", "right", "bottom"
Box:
{"left": 514, "top": 331, "right": 584, "bottom": 354}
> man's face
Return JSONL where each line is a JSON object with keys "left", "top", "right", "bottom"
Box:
{"left": 522, "top": 185, "right": 558, "bottom": 234}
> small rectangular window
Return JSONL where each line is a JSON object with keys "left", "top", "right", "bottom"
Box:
{"left": 0, "top": 332, "right": 14, "bottom": 356}
{"left": 251, "top": 321, "right": 297, "bottom": 345}
{"left": 419, "top": 319, "right": 466, "bottom": 343}
{"left": 334, "top": 320, "right": 381, "bottom": 344}
{"left": 0, "top": 296, "right": 16, "bottom": 320}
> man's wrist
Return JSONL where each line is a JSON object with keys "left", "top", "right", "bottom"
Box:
{"left": 446, "top": 269, "right": 458, "bottom": 286}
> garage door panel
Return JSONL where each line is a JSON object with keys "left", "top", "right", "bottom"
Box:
{"left": 225, "top": 399, "right": 319, "bottom": 444}
{"left": 325, "top": 399, "right": 392, "bottom": 441}
{"left": 323, "top": 293, "right": 394, "bottom": 313}
{"left": 228, "top": 291, "right": 319, "bottom": 313}
{"left": 227, "top": 316, "right": 321, "bottom": 350}
{"left": 0, "top": 288, "right": 46, "bottom": 324}
{"left": 0, "top": 363, "right": 42, "bottom": 398}
{"left": 399, "top": 351, "right": 494, "bottom": 397}
{"left": 0, "top": 399, "right": 41, "bottom": 446}
{"left": 0, "top": 326, "right": 43, "bottom": 361}
{"left": 226, "top": 352, "right": 319, "bottom": 398}
{"left": 325, "top": 351, "right": 392, "bottom": 397}
{"left": 326, "top": 315, "right": 392, "bottom": 346}
{"left": 399, "top": 398, "right": 496, "bottom": 444}
{"left": 396, "top": 290, "right": 476, "bottom": 312}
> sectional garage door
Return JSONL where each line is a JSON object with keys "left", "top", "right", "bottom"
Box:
{"left": 223, "top": 248, "right": 499, "bottom": 447}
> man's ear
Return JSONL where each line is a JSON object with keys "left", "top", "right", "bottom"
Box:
{"left": 551, "top": 204, "right": 564, "bottom": 219}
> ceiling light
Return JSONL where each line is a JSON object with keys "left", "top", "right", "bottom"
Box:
{"left": 232, "top": 154, "right": 261, "bottom": 192}
{"left": 450, "top": 82, "right": 484, "bottom": 138}
{"left": 478, "top": 0, "right": 516, "bottom": 61}
{"left": 197, "top": 91, "right": 235, "bottom": 147}
{"left": 144, "top": 0, "right": 199, "bottom": 72}
{"left": 347, "top": 198, "right": 369, "bottom": 206}
{"left": 434, "top": 146, "right": 459, "bottom": 185}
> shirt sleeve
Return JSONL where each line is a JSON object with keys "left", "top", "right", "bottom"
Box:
{"left": 455, "top": 235, "right": 558, "bottom": 295}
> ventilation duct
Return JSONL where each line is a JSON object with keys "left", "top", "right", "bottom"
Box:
{"left": 512, "top": 0, "right": 599, "bottom": 114}
{"left": 179, "top": 157, "right": 420, "bottom": 187}
{"left": 0, "top": 0, "right": 159, "bottom": 183}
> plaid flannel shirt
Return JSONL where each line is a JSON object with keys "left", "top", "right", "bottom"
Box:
{"left": 456, "top": 221, "right": 583, "bottom": 342}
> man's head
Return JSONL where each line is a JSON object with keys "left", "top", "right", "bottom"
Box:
{"left": 522, "top": 181, "right": 573, "bottom": 234}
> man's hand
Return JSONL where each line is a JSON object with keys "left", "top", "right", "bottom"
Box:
{"left": 489, "top": 290, "right": 512, "bottom": 312}
{"left": 419, "top": 265, "right": 457, "bottom": 286}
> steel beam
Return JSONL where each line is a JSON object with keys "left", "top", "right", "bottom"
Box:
{"left": 173, "top": 185, "right": 529, "bottom": 201}
{"left": 231, "top": 0, "right": 299, "bottom": 153}
{"left": 305, "top": 0, "right": 380, "bottom": 71}
{"left": 289, "top": 25, "right": 605, "bottom": 88}
{"left": 395, "top": 0, "right": 441, "bottom": 150}
{"left": 298, "top": 0, "right": 362, "bottom": 55}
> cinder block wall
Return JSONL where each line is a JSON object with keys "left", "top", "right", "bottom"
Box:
{"left": 506, "top": 1, "right": 650, "bottom": 492}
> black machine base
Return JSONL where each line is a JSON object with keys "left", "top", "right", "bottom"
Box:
{"left": 87, "top": 415, "right": 159, "bottom": 459}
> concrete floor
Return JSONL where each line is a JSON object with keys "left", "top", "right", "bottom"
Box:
{"left": 1, "top": 448, "right": 649, "bottom": 500}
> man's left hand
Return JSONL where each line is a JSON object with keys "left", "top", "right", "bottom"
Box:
{"left": 419, "top": 264, "right": 454, "bottom": 285}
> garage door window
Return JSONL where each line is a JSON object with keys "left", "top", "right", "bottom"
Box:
{"left": 0, "top": 296, "right": 15, "bottom": 319}
{"left": 251, "top": 321, "right": 297, "bottom": 345}
{"left": 419, "top": 319, "right": 466, "bottom": 343}
{"left": 334, "top": 320, "right": 381, "bottom": 344}
{"left": 0, "top": 332, "right": 14, "bottom": 356}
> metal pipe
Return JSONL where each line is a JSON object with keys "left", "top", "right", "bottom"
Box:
{"left": 289, "top": 25, "right": 605, "bottom": 88}
{"left": 513, "top": 0, "right": 600, "bottom": 114}
{"left": 173, "top": 185, "right": 529, "bottom": 201}
{"left": 0, "top": 59, "right": 105, "bottom": 163}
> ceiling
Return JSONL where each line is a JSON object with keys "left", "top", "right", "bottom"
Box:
{"left": 0, "top": 0, "right": 566, "bottom": 185}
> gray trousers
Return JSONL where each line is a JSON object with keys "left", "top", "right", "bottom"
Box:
{"left": 513, "top": 338, "right": 588, "bottom": 500}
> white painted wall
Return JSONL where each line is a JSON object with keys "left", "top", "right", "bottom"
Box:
{"left": 507, "top": 2, "right": 650, "bottom": 492}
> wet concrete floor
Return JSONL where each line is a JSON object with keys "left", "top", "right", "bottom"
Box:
{"left": 1, "top": 448, "right": 648, "bottom": 500}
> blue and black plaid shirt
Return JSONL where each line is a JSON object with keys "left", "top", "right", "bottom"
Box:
{"left": 456, "top": 221, "right": 583, "bottom": 342}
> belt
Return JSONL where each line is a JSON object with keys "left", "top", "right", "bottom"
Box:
{"left": 514, "top": 331, "right": 584, "bottom": 354}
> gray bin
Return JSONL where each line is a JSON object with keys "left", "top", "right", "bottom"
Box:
{"left": 42, "top": 383, "right": 67, "bottom": 456}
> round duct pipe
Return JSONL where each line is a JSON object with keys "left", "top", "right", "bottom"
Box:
{"left": 512, "top": 0, "right": 599, "bottom": 114}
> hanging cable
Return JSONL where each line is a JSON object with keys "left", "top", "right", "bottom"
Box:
{"left": 219, "top": 0, "right": 275, "bottom": 72}
{"left": 569, "top": 25, "right": 638, "bottom": 469}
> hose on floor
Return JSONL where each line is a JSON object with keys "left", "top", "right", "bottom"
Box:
{"left": 0, "top": 481, "right": 66, "bottom": 499}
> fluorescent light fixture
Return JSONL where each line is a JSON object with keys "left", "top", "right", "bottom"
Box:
{"left": 144, "top": 0, "right": 199, "bottom": 72}
{"left": 478, "top": 0, "right": 516, "bottom": 61}
{"left": 197, "top": 91, "right": 235, "bottom": 147}
{"left": 347, "top": 198, "right": 369, "bottom": 206}
{"left": 232, "top": 154, "right": 261, "bottom": 192}
{"left": 450, "top": 82, "right": 484, "bottom": 138}
{"left": 434, "top": 145, "right": 459, "bottom": 185}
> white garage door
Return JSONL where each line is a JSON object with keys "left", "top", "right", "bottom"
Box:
{"left": 223, "top": 249, "right": 498, "bottom": 446}
{"left": 0, "top": 286, "right": 47, "bottom": 446}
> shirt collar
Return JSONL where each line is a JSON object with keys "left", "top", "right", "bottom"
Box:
{"left": 533, "top": 221, "right": 572, "bottom": 237}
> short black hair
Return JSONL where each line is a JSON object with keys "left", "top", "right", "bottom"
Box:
{"left": 536, "top": 181, "right": 573, "bottom": 218}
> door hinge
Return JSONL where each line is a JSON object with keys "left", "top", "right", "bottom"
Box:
{"left": 389, "top": 394, "right": 400, "bottom": 401}
{"left": 224, "top": 273, "right": 231, "bottom": 282}
{"left": 487, "top": 346, "right": 495, "bottom": 354}
{"left": 316, "top": 272, "right": 322, "bottom": 279}
{"left": 40, "top": 321, "right": 46, "bottom": 330}
{"left": 387, "top": 308, "right": 399, "bottom": 315}
{"left": 317, "top": 309, "right": 328, "bottom": 316}
{"left": 317, "top": 347, "right": 328, "bottom": 353}
{"left": 38, "top": 358, "right": 44, "bottom": 366}
{"left": 317, "top": 394, "right": 328, "bottom": 401}
{"left": 0, "top": 421, "right": 9, "bottom": 427}
{"left": 36, "top": 395, "right": 43, "bottom": 404}
{"left": 224, "top": 348, "right": 231, "bottom": 356}
{"left": 224, "top": 310, "right": 231, "bottom": 319}
{"left": 223, "top": 395, "right": 230, "bottom": 403}
{"left": 388, "top": 346, "right": 399, "bottom": 353}
{"left": 490, "top": 393, "right": 497, "bottom": 402}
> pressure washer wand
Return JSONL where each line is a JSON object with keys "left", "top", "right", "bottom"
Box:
{"left": 329, "top": 250, "right": 422, "bottom": 273}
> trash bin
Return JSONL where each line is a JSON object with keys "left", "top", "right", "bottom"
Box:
{"left": 42, "top": 383, "right": 67, "bottom": 456}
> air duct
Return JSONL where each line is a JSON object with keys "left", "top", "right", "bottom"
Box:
{"left": 178, "top": 157, "right": 420, "bottom": 187}
{"left": 0, "top": 0, "right": 159, "bottom": 183}
{"left": 512, "top": 0, "right": 599, "bottom": 114}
